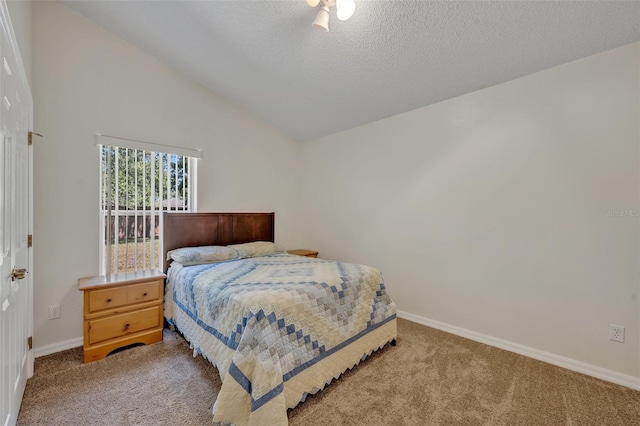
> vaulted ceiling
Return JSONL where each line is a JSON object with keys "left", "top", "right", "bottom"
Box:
{"left": 61, "top": 0, "right": 640, "bottom": 141}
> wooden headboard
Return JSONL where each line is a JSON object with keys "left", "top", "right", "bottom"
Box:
{"left": 163, "top": 212, "right": 275, "bottom": 272}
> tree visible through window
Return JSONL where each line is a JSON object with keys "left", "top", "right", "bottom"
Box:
{"left": 99, "top": 144, "right": 197, "bottom": 274}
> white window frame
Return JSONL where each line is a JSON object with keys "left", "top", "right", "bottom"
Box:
{"left": 96, "top": 134, "right": 201, "bottom": 274}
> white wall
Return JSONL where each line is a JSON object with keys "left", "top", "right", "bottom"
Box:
{"left": 30, "top": 0, "right": 640, "bottom": 380}
{"left": 32, "top": 1, "right": 303, "bottom": 351}
{"left": 302, "top": 42, "right": 640, "bottom": 377}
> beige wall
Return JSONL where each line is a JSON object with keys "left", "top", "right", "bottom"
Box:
{"left": 302, "top": 42, "right": 640, "bottom": 377}
{"left": 32, "top": 1, "right": 303, "bottom": 351}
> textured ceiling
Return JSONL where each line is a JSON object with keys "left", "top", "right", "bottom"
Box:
{"left": 61, "top": 0, "right": 640, "bottom": 142}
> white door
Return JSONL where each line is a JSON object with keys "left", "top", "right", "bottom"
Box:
{"left": 0, "top": 1, "right": 33, "bottom": 424}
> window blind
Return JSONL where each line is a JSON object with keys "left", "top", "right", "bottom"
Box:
{"left": 99, "top": 141, "right": 198, "bottom": 274}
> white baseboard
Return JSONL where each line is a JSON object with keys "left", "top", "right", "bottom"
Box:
{"left": 32, "top": 313, "right": 640, "bottom": 390}
{"left": 396, "top": 310, "right": 640, "bottom": 391}
{"left": 34, "top": 337, "right": 83, "bottom": 358}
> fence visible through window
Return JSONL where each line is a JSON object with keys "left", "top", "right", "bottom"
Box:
{"left": 99, "top": 144, "right": 197, "bottom": 274}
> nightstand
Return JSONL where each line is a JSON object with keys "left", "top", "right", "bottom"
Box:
{"left": 78, "top": 269, "right": 166, "bottom": 363}
{"left": 287, "top": 249, "right": 319, "bottom": 258}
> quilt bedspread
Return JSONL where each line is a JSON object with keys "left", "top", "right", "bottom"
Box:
{"left": 165, "top": 253, "right": 397, "bottom": 426}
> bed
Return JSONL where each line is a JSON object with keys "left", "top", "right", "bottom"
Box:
{"left": 163, "top": 212, "right": 397, "bottom": 425}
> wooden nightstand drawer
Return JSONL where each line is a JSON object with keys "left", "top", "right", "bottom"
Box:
{"left": 79, "top": 270, "right": 166, "bottom": 362}
{"left": 88, "top": 287, "right": 128, "bottom": 312}
{"left": 127, "top": 281, "right": 162, "bottom": 304}
{"left": 88, "top": 305, "right": 162, "bottom": 345}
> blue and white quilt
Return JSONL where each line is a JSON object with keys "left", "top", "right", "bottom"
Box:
{"left": 165, "top": 253, "right": 397, "bottom": 426}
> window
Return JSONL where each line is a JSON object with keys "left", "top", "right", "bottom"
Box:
{"left": 98, "top": 136, "right": 199, "bottom": 274}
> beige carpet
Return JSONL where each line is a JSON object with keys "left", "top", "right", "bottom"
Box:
{"left": 18, "top": 319, "right": 640, "bottom": 425}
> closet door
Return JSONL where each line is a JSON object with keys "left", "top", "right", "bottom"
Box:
{"left": 0, "top": 2, "right": 33, "bottom": 424}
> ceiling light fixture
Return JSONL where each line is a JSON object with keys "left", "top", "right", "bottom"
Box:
{"left": 306, "top": 0, "right": 356, "bottom": 32}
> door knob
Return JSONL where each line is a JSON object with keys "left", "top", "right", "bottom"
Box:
{"left": 11, "top": 267, "right": 27, "bottom": 281}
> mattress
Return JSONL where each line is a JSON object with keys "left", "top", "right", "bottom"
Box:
{"left": 165, "top": 253, "right": 397, "bottom": 425}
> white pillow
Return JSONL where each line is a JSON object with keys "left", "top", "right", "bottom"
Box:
{"left": 227, "top": 241, "right": 284, "bottom": 258}
{"left": 168, "top": 245, "right": 239, "bottom": 266}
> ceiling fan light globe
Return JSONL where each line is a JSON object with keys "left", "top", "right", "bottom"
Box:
{"left": 306, "top": 0, "right": 321, "bottom": 7}
{"left": 336, "top": 0, "right": 355, "bottom": 21}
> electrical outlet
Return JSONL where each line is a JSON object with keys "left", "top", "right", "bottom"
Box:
{"left": 609, "top": 324, "right": 625, "bottom": 343}
{"left": 49, "top": 305, "right": 61, "bottom": 320}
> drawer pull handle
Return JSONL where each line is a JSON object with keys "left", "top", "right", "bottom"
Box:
{"left": 124, "top": 323, "right": 130, "bottom": 331}
{"left": 143, "top": 292, "right": 148, "bottom": 297}
{"left": 106, "top": 298, "right": 112, "bottom": 303}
